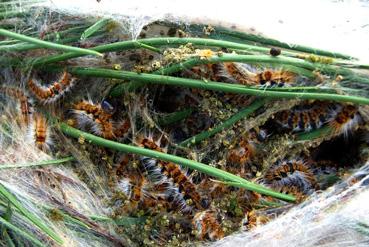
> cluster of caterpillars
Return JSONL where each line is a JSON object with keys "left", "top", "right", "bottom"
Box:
{"left": 115, "top": 137, "right": 225, "bottom": 241}
{"left": 0, "top": 86, "right": 52, "bottom": 151}
{"left": 1, "top": 72, "right": 78, "bottom": 150}
{"left": 1, "top": 61, "right": 365, "bottom": 244}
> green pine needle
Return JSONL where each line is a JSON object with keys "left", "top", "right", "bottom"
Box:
{"left": 0, "top": 28, "right": 103, "bottom": 57}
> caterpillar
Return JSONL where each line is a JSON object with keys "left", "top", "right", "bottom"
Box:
{"left": 71, "top": 100, "right": 115, "bottom": 139}
{"left": 138, "top": 137, "right": 207, "bottom": 211}
{"left": 139, "top": 153, "right": 194, "bottom": 213}
{"left": 329, "top": 104, "right": 361, "bottom": 137}
{"left": 262, "top": 160, "right": 317, "bottom": 194}
{"left": 186, "top": 62, "right": 296, "bottom": 87}
{"left": 228, "top": 138, "right": 255, "bottom": 166}
{"left": 118, "top": 173, "right": 160, "bottom": 211}
{"left": 275, "top": 101, "right": 362, "bottom": 135}
{"left": 227, "top": 138, "right": 255, "bottom": 177}
{"left": 192, "top": 210, "right": 224, "bottom": 241}
{"left": 274, "top": 101, "right": 333, "bottom": 132}
{"left": 28, "top": 113, "right": 52, "bottom": 151}
{"left": 219, "top": 62, "right": 296, "bottom": 87}
{"left": 113, "top": 119, "right": 131, "bottom": 140}
{"left": 0, "top": 86, "right": 33, "bottom": 125}
{"left": 28, "top": 71, "right": 75, "bottom": 104}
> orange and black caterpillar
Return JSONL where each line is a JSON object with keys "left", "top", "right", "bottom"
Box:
{"left": 118, "top": 172, "right": 162, "bottom": 212}
{"left": 28, "top": 113, "right": 53, "bottom": 151}
{"left": 71, "top": 100, "right": 115, "bottom": 139}
{"left": 186, "top": 62, "right": 296, "bottom": 87}
{"left": 228, "top": 138, "right": 255, "bottom": 166}
{"left": 0, "top": 86, "right": 33, "bottom": 125}
{"left": 113, "top": 118, "right": 131, "bottom": 140}
{"left": 28, "top": 71, "right": 74, "bottom": 104}
{"left": 71, "top": 100, "right": 130, "bottom": 140}
{"left": 261, "top": 160, "right": 317, "bottom": 195}
{"left": 274, "top": 101, "right": 333, "bottom": 132}
{"left": 329, "top": 104, "right": 361, "bottom": 136}
{"left": 140, "top": 155, "right": 194, "bottom": 213}
{"left": 227, "top": 137, "right": 256, "bottom": 177}
{"left": 219, "top": 62, "right": 296, "bottom": 87}
{"left": 275, "top": 101, "right": 361, "bottom": 135}
{"left": 192, "top": 210, "right": 224, "bottom": 241}
{"left": 139, "top": 137, "right": 208, "bottom": 211}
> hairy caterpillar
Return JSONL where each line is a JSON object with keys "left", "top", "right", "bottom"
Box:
{"left": 329, "top": 104, "right": 361, "bottom": 137}
{"left": 138, "top": 137, "right": 207, "bottom": 212}
{"left": 28, "top": 72, "right": 75, "bottom": 104}
{"left": 118, "top": 173, "right": 161, "bottom": 211}
{"left": 192, "top": 210, "right": 224, "bottom": 241}
{"left": 228, "top": 138, "right": 255, "bottom": 166}
{"left": 274, "top": 101, "right": 332, "bottom": 132}
{"left": 113, "top": 119, "right": 131, "bottom": 140}
{"left": 275, "top": 101, "right": 362, "bottom": 135}
{"left": 0, "top": 86, "right": 33, "bottom": 125}
{"left": 28, "top": 113, "right": 52, "bottom": 151}
{"left": 262, "top": 160, "right": 317, "bottom": 194}
{"left": 219, "top": 62, "right": 296, "bottom": 87}
{"left": 71, "top": 100, "right": 115, "bottom": 139}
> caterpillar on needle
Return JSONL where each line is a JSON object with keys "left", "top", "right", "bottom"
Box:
{"left": 71, "top": 100, "right": 115, "bottom": 139}
{"left": 138, "top": 136, "right": 208, "bottom": 212}
{"left": 219, "top": 62, "right": 296, "bottom": 87}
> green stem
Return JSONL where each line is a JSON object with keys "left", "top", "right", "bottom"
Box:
{"left": 112, "top": 55, "right": 323, "bottom": 94}
{"left": 54, "top": 67, "right": 369, "bottom": 105}
{"left": 279, "top": 65, "right": 316, "bottom": 79}
{"left": 0, "top": 10, "right": 25, "bottom": 18}
{"left": 214, "top": 27, "right": 354, "bottom": 60}
{"left": 80, "top": 18, "right": 110, "bottom": 40}
{"left": 134, "top": 41, "right": 162, "bottom": 53}
{"left": 0, "top": 39, "right": 19, "bottom": 45}
{"left": 3, "top": 229, "right": 16, "bottom": 247}
{"left": 157, "top": 108, "right": 193, "bottom": 126}
{"left": 31, "top": 37, "right": 298, "bottom": 67}
{"left": 0, "top": 36, "right": 80, "bottom": 52}
{"left": 0, "top": 183, "right": 63, "bottom": 244}
{"left": 0, "top": 217, "right": 46, "bottom": 247}
{"left": 180, "top": 99, "right": 266, "bottom": 147}
{"left": 156, "top": 54, "right": 316, "bottom": 73}
{"left": 0, "top": 28, "right": 102, "bottom": 57}
{"left": 344, "top": 75, "right": 369, "bottom": 85}
{"left": 154, "top": 54, "right": 352, "bottom": 77}
{"left": 59, "top": 123, "right": 295, "bottom": 202}
{"left": 0, "top": 157, "right": 74, "bottom": 170}
{"left": 156, "top": 21, "right": 353, "bottom": 59}
{"left": 296, "top": 126, "right": 333, "bottom": 141}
